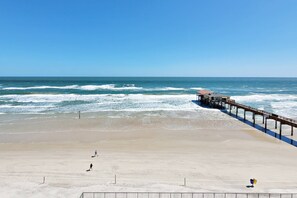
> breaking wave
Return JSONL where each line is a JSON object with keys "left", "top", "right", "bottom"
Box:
{"left": 231, "top": 94, "right": 297, "bottom": 103}
{"left": 1, "top": 84, "right": 197, "bottom": 91}
{"left": 231, "top": 94, "right": 297, "bottom": 119}
{"left": 2, "top": 85, "right": 80, "bottom": 90}
{"left": 2, "top": 84, "right": 144, "bottom": 91}
{"left": 0, "top": 94, "right": 204, "bottom": 113}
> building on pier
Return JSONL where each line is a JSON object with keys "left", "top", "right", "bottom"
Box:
{"left": 196, "top": 90, "right": 231, "bottom": 108}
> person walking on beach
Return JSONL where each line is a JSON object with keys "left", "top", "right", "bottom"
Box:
{"left": 92, "top": 150, "right": 99, "bottom": 158}
{"left": 250, "top": 178, "right": 257, "bottom": 187}
{"left": 90, "top": 163, "right": 93, "bottom": 170}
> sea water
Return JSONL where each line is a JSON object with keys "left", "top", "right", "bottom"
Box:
{"left": 0, "top": 77, "right": 296, "bottom": 119}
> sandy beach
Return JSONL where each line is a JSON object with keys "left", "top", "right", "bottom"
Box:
{"left": 0, "top": 110, "right": 297, "bottom": 198}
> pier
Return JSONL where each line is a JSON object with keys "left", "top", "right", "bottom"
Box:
{"left": 197, "top": 90, "right": 297, "bottom": 142}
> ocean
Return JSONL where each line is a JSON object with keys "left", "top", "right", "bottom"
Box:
{"left": 0, "top": 77, "right": 296, "bottom": 119}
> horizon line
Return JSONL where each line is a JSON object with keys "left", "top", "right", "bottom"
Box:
{"left": 0, "top": 76, "right": 296, "bottom": 78}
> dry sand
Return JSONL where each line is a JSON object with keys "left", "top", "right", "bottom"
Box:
{"left": 0, "top": 110, "right": 296, "bottom": 198}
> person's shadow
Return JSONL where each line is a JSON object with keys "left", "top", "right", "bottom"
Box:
{"left": 246, "top": 185, "right": 254, "bottom": 188}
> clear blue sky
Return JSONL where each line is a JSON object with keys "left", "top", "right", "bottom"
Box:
{"left": 0, "top": 0, "right": 296, "bottom": 77}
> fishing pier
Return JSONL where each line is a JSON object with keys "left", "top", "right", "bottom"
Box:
{"left": 197, "top": 90, "right": 297, "bottom": 142}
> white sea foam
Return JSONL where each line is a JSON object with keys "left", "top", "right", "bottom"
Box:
{"left": 271, "top": 101, "right": 297, "bottom": 109}
{"left": 2, "top": 84, "right": 145, "bottom": 91}
{"left": 151, "top": 87, "right": 186, "bottom": 91}
{"left": 231, "top": 94, "right": 297, "bottom": 102}
{"left": 144, "top": 87, "right": 204, "bottom": 91}
{"left": 80, "top": 84, "right": 143, "bottom": 90}
{"left": 2, "top": 85, "right": 80, "bottom": 90}
{"left": 190, "top": 87, "right": 204, "bottom": 90}
{"left": 270, "top": 101, "right": 297, "bottom": 119}
{"left": 231, "top": 94, "right": 297, "bottom": 119}
{"left": 0, "top": 105, "right": 13, "bottom": 108}
{"left": 0, "top": 94, "right": 80, "bottom": 103}
{"left": 79, "top": 84, "right": 114, "bottom": 90}
{"left": 1, "top": 84, "right": 201, "bottom": 91}
{"left": 0, "top": 104, "right": 54, "bottom": 108}
{"left": 0, "top": 104, "right": 53, "bottom": 113}
{"left": 0, "top": 94, "right": 202, "bottom": 113}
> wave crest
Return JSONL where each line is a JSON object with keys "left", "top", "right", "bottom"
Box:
{"left": 0, "top": 94, "right": 202, "bottom": 113}
{"left": 3, "top": 85, "right": 79, "bottom": 90}
{"left": 231, "top": 94, "right": 297, "bottom": 102}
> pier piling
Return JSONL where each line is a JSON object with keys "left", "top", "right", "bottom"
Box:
{"left": 264, "top": 118, "right": 267, "bottom": 133}
{"left": 279, "top": 123, "right": 283, "bottom": 139}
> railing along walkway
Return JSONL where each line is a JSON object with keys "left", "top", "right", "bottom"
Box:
{"left": 79, "top": 192, "right": 297, "bottom": 198}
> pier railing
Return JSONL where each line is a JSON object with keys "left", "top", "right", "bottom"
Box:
{"left": 79, "top": 192, "right": 297, "bottom": 198}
